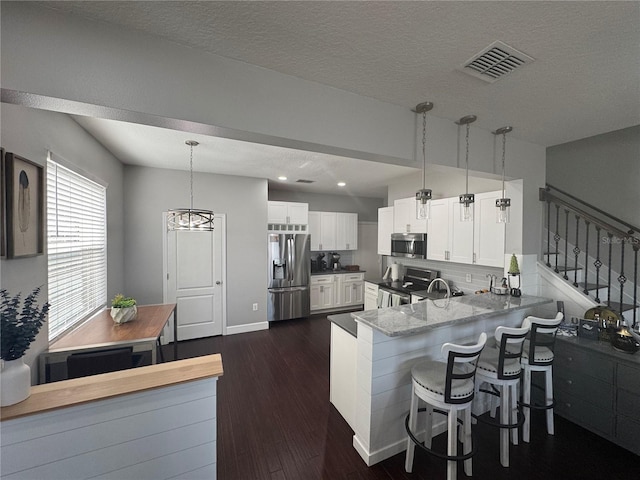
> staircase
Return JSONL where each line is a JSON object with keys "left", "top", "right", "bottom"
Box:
{"left": 540, "top": 185, "right": 639, "bottom": 326}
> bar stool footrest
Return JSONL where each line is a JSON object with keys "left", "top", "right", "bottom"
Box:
{"left": 404, "top": 407, "right": 477, "bottom": 462}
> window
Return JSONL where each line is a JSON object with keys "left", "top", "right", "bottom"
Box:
{"left": 47, "top": 156, "right": 107, "bottom": 340}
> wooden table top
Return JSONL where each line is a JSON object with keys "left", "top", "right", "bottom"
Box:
{"left": 1, "top": 354, "right": 223, "bottom": 421}
{"left": 49, "top": 303, "right": 176, "bottom": 353}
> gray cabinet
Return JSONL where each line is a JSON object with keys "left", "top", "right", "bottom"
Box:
{"left": 553, "top": 338, "right": 640, "bottom": 455}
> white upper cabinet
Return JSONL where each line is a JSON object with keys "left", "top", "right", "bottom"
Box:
{"left": 336, "top": 213, "right": 358, "bottom": 250}
{"left": 268, "top": 201, "right": 308, "bottom": 226}
{"left": 393, "top": 197, "right": 427, "bottom": 234}
{"left": 473, "top": 191, "right": 506, "bottom": 268}
{"left": 309, "top": 211, "right": 358, "bottom": 251}
{"left": 427, "top": 191, "right": 504, "bottom": 267}
{"left": 377, "top": 206, "right": 394, "bottom": 255}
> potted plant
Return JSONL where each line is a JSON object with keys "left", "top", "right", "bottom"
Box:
{"left": 1, "top": 287, "right": 49, "bottom": 406}
{"left": 110, "top": 294, "right": 137, "bottom": 324}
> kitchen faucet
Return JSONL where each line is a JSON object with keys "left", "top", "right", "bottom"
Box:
{"left": 427, "top": 278, "right": 451, "bottom": 298}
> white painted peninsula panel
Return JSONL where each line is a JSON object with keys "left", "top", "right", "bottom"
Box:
{"left": 1, "top": 378, "right": 218, "bottom": 480}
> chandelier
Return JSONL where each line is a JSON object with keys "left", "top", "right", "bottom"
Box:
{"left": 167, "top": 140, "right": 214, "bottom": 231}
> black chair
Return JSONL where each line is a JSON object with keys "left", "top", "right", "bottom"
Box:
{"left": 66, "top": 346, "right": 138, "bottom": 379}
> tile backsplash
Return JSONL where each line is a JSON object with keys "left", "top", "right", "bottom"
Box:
{"left": 382, "top": 256, "right": 504, "bottom": 293}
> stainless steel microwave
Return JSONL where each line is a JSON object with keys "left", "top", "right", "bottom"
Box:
{"left": 390, "top": 233, "right": 427, "bottom": 259}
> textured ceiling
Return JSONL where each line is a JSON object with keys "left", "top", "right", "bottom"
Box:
{"left": 38, "top": 1, "right": 640, "bottom": 147}
{"left": 28, "top": 1, "right": 640, "bottom": 197}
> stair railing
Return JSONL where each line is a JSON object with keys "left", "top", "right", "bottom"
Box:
{"left": 540, "top": 185, "right": 639, "bottom": 327}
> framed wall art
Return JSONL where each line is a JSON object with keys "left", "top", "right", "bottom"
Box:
{"left": 1, "top": 148, "right": 5, "bottom": 257}
{"left": 4, "top": 152, "right": 44, "bottom": 258}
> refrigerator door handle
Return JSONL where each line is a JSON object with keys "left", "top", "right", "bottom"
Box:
{"left": 287, "top": 237, "right": 295, "bottom": 282}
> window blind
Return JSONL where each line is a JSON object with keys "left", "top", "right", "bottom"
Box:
{"left": 47, "top": 158, "right": 107, "bottom": 341}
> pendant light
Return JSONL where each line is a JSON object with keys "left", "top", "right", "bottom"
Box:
{"left": 456, "top": 114, "right": 477, "bottom": 222}
{"left": 493, "top": 126, "right": 513, "bottom": 223}
{"left": 415, "top": 101, "right": 434, "bottom": 220}
{"left": 167, "top": 140, "right": 215, "bottom": 231}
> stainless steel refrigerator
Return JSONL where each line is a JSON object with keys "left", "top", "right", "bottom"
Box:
{"left": 267, "top": 233, "right": 310, "bottom": 321}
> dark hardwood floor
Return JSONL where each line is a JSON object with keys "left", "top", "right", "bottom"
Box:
{"left": 162, "top": 314, "right": 637, "bottom": 479}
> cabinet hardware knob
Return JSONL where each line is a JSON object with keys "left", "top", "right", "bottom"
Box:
{"left": 567, "top": 380, "right": 573, "bottom": 385}
{"left": 216, "top": 281, "right": 222, "bottom": 285}
{"left": 566, "top": 403, "right": 571, "bottom": 408}
{"left": 568, "top": 357, "right": 573, "bottom": 362}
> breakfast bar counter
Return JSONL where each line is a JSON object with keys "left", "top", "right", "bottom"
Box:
{"left": 351, "top": 293, "right": 552, "bottom": 337}
{"left": 332, "top": 293, "right": 552, "bottom": 466}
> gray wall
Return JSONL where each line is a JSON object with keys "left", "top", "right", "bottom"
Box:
{"left": 0, "top": 104, "right": 125, "bottom": 377}
{"left": 123, "top": 166, "right": 268, "bottom": 328}
{"left": 268, "top": 190, "right": 384, "bottom": 222}
{"left": 546, "top": 125, "right": 640, "bottom": 228}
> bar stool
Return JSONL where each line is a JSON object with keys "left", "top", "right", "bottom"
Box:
{"left": 520, "top": 312, "right": 563, "bottom": 443}
{"left": 405, "top": 332, "right": 487, "bottom": 480}
{"left": 474, "top": 325, "right": 529, "bottom": 467}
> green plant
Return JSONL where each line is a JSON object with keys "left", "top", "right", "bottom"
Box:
{"left": 111, "top": 294, "right": 136, "bottom": 308}
{"left": 1, "top": 287, "right": 50, "bottom": 361}
{"left": 508, "top": 254, "right": 521, "bottom": 275}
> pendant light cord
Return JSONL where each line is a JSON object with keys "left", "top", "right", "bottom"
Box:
{"left": 465, "top": 123, "right": 470, "bottom": 194}
{"left": 422, "top": 110, "right": 427, "bottom": 189}
{"left": 189, "top": 143, "right": 194, "bottom": 211}
{"left": 501, "top": 132, "right": 507, "bottom": 198}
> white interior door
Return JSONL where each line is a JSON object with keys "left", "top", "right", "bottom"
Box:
{"left": 163, "top": 214, "right": 225, "bottom": 341}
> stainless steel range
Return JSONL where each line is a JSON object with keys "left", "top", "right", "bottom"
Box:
{"left": 377, "top": 267, "right": 441, "bottom": 307}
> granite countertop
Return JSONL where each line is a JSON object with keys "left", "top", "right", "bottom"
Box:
{"left": 311, "top": 269, "right": 366, "bottom": 276}
{"left": 328, "top": 312, "right": 358, "bottom": 337}
{"left": 351, "top": 293, "right": 553, "bottom": 337}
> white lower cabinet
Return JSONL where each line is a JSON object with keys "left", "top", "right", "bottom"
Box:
{"left": 311, "top": 273, "right": 364, "bottom": 311}
{"left": 310, "top": 275, "right": 336, "bottom": 310}
{"left": 338, "top": 273, "right": 364, "bottom": 307}
{"left": 364, "top": 281, "right": 379, "bottom": 310}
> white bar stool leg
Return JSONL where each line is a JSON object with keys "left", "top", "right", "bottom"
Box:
{"left": 424, "top": 404, "right": 433, "bottom": 449}
{"left": 447, "top": 408, "right": 458, "bottom": 480}
{"left": 510, "top": 383, "right": 519, "bottom": 446}
{"left": 463, "top": 406, "right": 472, "bottom": 476}
{"left": 405, "top": 385, "right": 419, "bottom": 472}
{"left": 522, "top": 366, "right": 531, "bottom": 443}
{"left": 545, "top": 368, "right": 555, "bottom": 435}
{"left": 500, "top": 385, "right": 509, "bottom": 467}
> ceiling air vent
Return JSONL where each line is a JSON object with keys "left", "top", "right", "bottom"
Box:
{"left": 296, "top": 179, "right": 314, "bottom": 183}
{"left": 459, "top": 41, "right": 535, "bottom": 83}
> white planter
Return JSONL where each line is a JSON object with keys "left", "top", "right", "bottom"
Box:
{"left": 110, "top": 305, "right": 137, "bottom": 324}
{"left": 1, "top": 357, "right": 31, "bottom": 406}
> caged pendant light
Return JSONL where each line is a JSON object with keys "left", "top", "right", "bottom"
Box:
{"left": 456, "top": 114, "right": 477, "bottom": 222}
{"left": 415, "top": 101, "right": 434, "bottom": 220}
{"left": 493, "top": 126, "right": 513, "bottom": 223}
{"left": 167, "top": 140, "right": 215, "bottom": 231}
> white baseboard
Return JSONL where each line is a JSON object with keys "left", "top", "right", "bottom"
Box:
{"left": 352, "top": 422, "right": 447, "bottom": 466}
{"left": 225, "top": 321, "right": 269, "bottom": 335}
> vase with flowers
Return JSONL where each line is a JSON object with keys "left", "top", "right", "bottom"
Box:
{"left": 1, "top": 287, "right": 49, "bottom": 406}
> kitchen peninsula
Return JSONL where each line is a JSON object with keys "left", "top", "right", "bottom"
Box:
{"left": 329, "top": 293, "right": 552, "bottom": 466}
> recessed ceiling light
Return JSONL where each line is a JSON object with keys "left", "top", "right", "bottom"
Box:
{"left": 278, "top": 176, "right": 287, "bottom": 181}
{"left": 337, "top": 182, "right": 346, "bottom": 187}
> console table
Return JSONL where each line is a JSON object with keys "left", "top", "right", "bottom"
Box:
{"left": 552, "top": 335, "right": 640, "bottom": 455}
